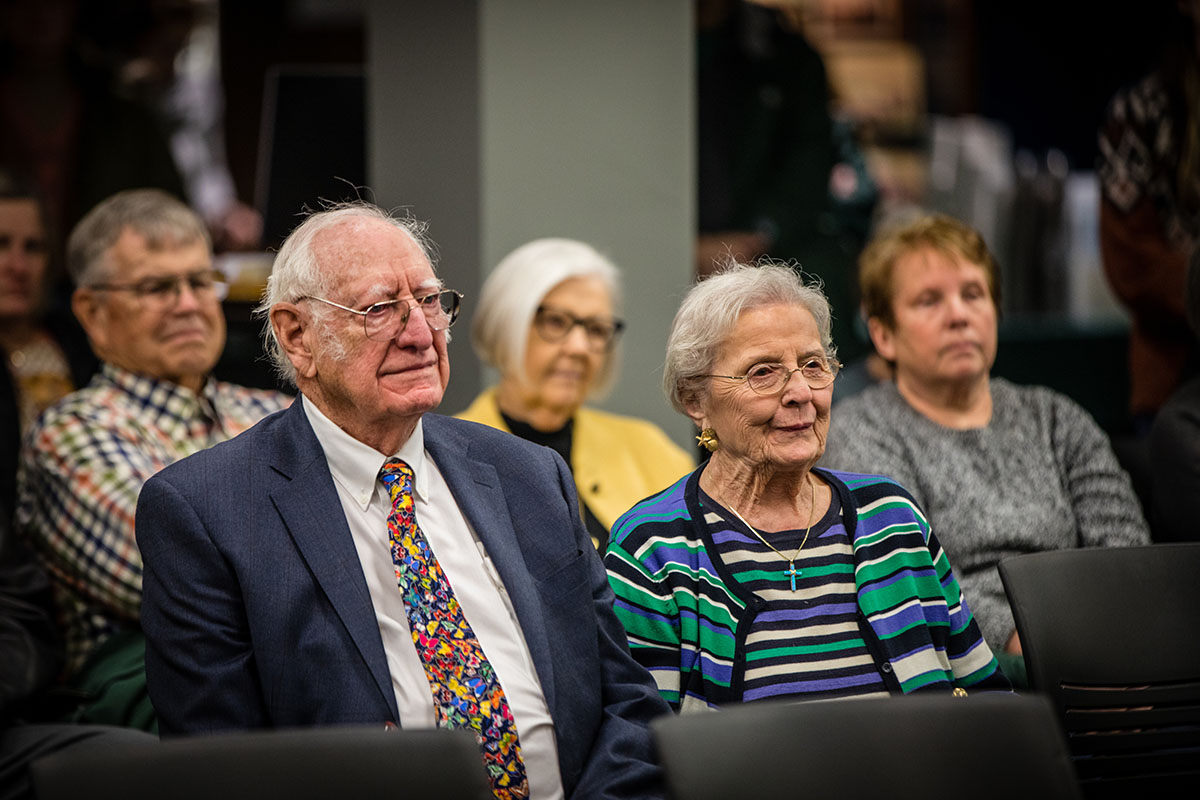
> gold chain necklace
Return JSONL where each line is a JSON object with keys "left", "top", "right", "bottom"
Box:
{"left": 726, "top": 474, "right": 817, "bottom": 592}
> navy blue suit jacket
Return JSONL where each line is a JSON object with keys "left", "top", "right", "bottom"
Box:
{"left": 136, "top": 400, "right": 669, "bottom": 799}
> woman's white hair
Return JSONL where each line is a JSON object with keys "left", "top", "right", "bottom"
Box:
{"left": 471, "top": 237, "right": 622, "bottom": 395}
{"left": 254, "top": 202, "right": 435, "bottom": 387}
{"left": 664, "top": 261, "right": 837, "bottom": 414}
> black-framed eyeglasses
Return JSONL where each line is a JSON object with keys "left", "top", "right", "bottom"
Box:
{"left": 302, "top": 288, "right": 462, "bottom": 341}
{"left": 89, "top": 269, "right": 228, "bottom": 309}
{"left": 533, "top": 305, "right": 626, "bottom": 352}
{"left": 700, "top": 358, "right": 842, "bottom": 394}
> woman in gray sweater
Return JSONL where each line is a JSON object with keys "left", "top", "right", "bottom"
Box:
{"left": 821, "top": 214, "right": 1149, "bottom": 678}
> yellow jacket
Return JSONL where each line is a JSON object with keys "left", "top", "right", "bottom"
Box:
{"left": 456, "top": 388, "right": 694, "bottom": 532}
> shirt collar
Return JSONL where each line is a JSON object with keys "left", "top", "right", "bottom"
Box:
{"left": 302, "top": 395, "right": 428, "bottom": 509}
{"left": 100, "top": 362, "right": 220, "bottom": 432}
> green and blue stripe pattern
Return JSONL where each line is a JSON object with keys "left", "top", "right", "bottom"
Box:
{"left": 604, "top": 467, "right": 1006, "bottom": 711}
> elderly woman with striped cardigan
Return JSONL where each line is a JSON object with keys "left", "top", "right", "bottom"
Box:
{"left": 603, "top": 263, "right": 1007, "bottom": 711}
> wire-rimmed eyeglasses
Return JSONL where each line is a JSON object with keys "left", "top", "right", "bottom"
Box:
{"left": 88, "top": 269, "right": 229, "bottom": 310}
{"left": 302, "top": 289, "right": 462, "bottom": 341}
{"left": 700, "top": 358, "right": 842, "bottom": 394}
{"left": 533, "top": 305, "right": 626, "bottom": 352}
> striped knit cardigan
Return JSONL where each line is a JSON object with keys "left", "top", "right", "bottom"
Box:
{"left": 604, "top": 466, "right": 1008, "bottom": 711}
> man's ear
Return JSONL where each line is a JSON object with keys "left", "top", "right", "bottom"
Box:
{"left": 71, "top": 288, "right": 108, "bottom": 356}
{"left": 270, "top": 303, "right": 317, "bottom": 380}
{"left": 867, "top": 316, "right": 897, "bottom": 363}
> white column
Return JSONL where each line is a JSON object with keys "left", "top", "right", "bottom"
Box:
{"left": 368, "top": 0, "right": 694, "bottom": 445}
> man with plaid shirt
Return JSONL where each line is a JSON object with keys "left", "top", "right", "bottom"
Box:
{"left": 15, "top": 190, "right": 288, "bottom": 723}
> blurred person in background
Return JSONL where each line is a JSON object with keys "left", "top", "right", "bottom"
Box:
{"left": 80, "top": 0, "right": 262, "bottom": 252}
{"left": 0, "top": 168, "right": 122, "bottom": 800}
{"left": 0, "top": 0, "right": 185, "bottom": 251}
{"left": 0, "top": 167, "right": 96, "bottom": 526}
{"left": 15, "top": 189, "right": 288, "bottom": 730}
{"left": 821, "top": 214, "right": 1150, "bottom": 685}
{"left": 696, "top": 0, "right": 877, "bottom": 365}
{"left": 459, "top": 238, "right": 693, "bottom": 551}
{"left": 1098, "top": 0, "right": 1200, "bottom": 428}
{"left": 1149, "top": 247, "right": 1200, "bottom": 542}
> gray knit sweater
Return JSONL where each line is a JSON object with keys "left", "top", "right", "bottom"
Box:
{"left": 821, "top": 378, "right": 1150, "bottom": 651}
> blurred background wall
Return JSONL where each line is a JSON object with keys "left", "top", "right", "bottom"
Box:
{"left": 20, "top": 0, "right": 1168, "bottom": 443}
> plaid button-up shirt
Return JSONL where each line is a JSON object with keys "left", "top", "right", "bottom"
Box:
{"left": 16, "top": 363, "right": 290, "bottom": 676}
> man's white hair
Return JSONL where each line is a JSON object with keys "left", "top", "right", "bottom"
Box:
{"left": 253, "top": 202, "right": 435, "bottom": 387}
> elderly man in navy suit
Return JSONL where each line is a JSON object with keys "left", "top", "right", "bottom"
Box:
{"left": 135, "top": 203, "right": 670, "bottom": 800}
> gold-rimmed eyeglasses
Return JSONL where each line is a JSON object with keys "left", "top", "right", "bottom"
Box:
{"left": 88, "top": 269, "right": 228, "bottom": 310}
{"left": 301, "top": 288, "right": 462, "bottom": 341}
{"left": 700, "top": 358, "right": 841, "bottom": 394}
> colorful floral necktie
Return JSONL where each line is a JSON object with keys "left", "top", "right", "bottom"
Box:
{"left": 379, "top": 459, "right": 529, "bottom": 799}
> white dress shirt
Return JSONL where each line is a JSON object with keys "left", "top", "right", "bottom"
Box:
{"left": 303, "top": 397, "right": 564, "bottom": 800}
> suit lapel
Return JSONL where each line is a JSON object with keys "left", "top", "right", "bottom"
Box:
{"left": 423, "top": 415, "right": 556, "bottom": 710}
{"left": 267, "top": 401, "right": 399, "bottom": 721}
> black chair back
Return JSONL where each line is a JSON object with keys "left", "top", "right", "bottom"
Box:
{"left": 999, "top": 543, "right": 1200, "bottom": 797}
{"left": 31, "top": 726, "right": 491, "bottom": 800}
{"left": 653, "top": 693, "right": 1081, "bottom": 800}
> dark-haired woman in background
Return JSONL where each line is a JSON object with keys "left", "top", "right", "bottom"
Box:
{"left": 0, "top": 169, "right": 95, "bottom": 520}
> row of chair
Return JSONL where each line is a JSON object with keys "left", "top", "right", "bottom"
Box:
{"left": 998, "top": 542, "right": 1200, "bottom": 797}
{"left": 31, "top": 544, "right": 1200, "bottom": 799}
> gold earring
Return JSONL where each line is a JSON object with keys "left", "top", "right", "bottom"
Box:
{"left": 696, "top": 428, "right": 719, "bottom": 452}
